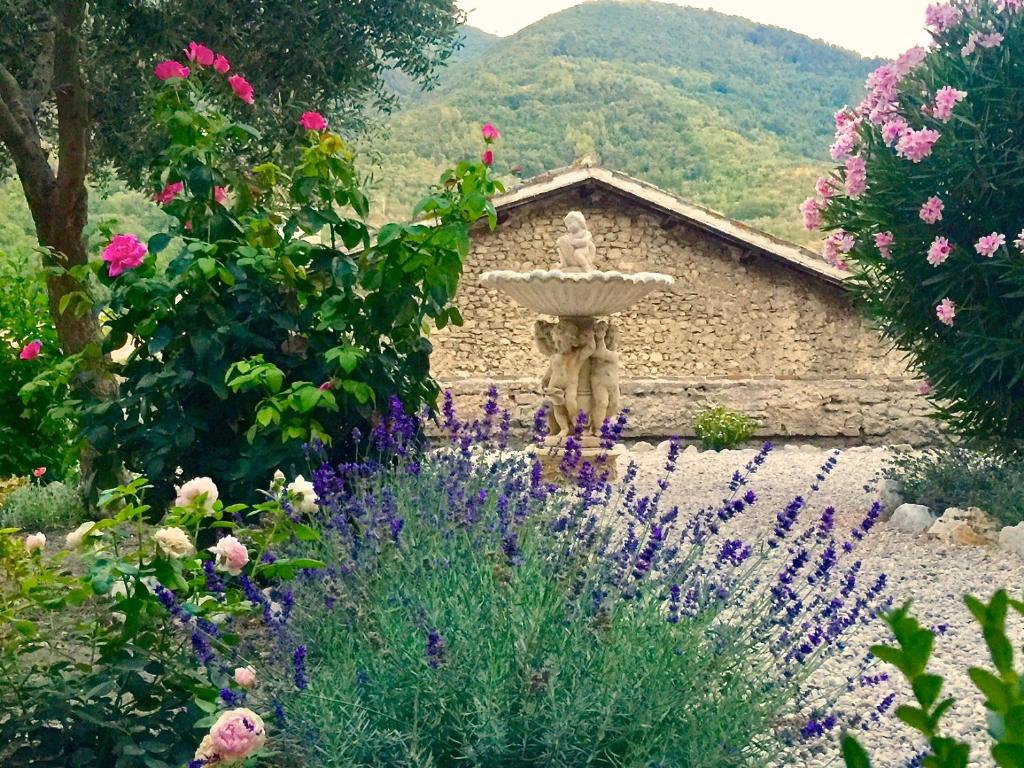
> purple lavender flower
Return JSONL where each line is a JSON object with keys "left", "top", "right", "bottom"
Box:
{"left": 426, "top": 629, "right": 446, "bottom": 669}
{"left": 293, "top": 645, "right": 308, "bottom": 690}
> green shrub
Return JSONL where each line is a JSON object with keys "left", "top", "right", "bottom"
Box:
{"left": 693, "top": 404, "right": 759, "bottom": 450}
{"left": 0, "top": 479, "right": 88, "bottom": 532}
{"left": 886, "top": 443, "right": 1024, "bottom": 526}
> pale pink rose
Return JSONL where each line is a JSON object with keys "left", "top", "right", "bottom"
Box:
{"left": 212, "top": 535, "right": 249, "bottom": 575}
{"left": 209, "top": 708, "right": 266, "bottom": 760}
{"left": 19, "top": 340, "right": 41, "bottom": 360}
{"left": 184, "top": 42, "right": 215, "bottom": 67}
{"left": 928, "top": 236, "right": 952, "bottom": 266}
{"left": 875, "top": 231, "right": 894, "bottom": 259}
{"left": 298, "top": 111, "right": 328, "bottom": 132}
{"left": 482, "top": 149, "right": 494, "bottom": 167}
{"left": 234, "top": 665, "right": 257, "bottom": 689}
{"left": 24, "top": 532, "right": 46, "bottom": 553}
{"left": 102, "top": 234, "right": 147, "bottom": 278}
{"left": 174, "top": 476, "right": 219, "bottom": 511}
{"left": 213, "top": 54, "right": 231, "bottom": 74}
{"left": 481, "top": 123, "right": 501, "bottom": 142}
{"left": 919, "top": 196, "right": 944, "bottom": 224}
{"left": 228, "top": 74, "right": 255, "bottom": 104}
{"left": 936, "top": 297, "right": 956, "bottom": 326}
{"left": 214, "top": 186, "right": 228, "bottom": 205}
{"left": 154, "top": 527, "right": 195, "bottom": 559}
{"left": 975, "top": 232, "right": 1006, "bottom": 257}
{"left": 154, "top": 60, "right": 190, "bottom": 81}
{"left": 153, "top": 181, "right": 184, "bottom": 205}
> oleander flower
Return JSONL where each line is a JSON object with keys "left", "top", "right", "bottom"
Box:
{"left": 102, "top": 234, "right": 147, "bottom": 278}
{"left": 175, "top": 477, "right": 219, "bottom": 511}
{"left": 1015, "top": 229, "right": 1024, "bottom": 253}
{"left": 212, "top": 535, "right": 249, "bottom": 575}
{"left": 299, "top": 111, "right": 328, "bottom": 132}
{"left": 154, "top": 60, "right": 190, "bottom": 81}
{"left": 896, "top": 128, "right": 941, "bottom": 163}
{"left": 874, "top": 231, "right": 894, "bottom": 259}
{"left": 234, "top": 665, "right": 257, "bottom": 689}
{"left": 213, "top": 54, "right": 231, "bottom": 74}
{"left": 66, "top": 521, "right": 98, "bottom": 549}
{"left": 184, "top": 42, "right": 215, "bottom": 67}
{"left": 881, "top": 118, "right": 909, "bottom": 147}
{"left": 800, "top": 197, "right": 822, "bottom": 230}
{"left": 154, "top": 181, "right": 184, "bottom": 205}
{"left": 815, "top": 177, "right": 836, "bottom": 199}
{"left": 154, "top": 527, "right": 195, "bottom": 559}
{"left": 208, "top": 708, "right": 266, "bottom": 760}
{"left": 24, "top": 532, "right": 45, "bottom": 552}
{"left": 928, "top": 236, "right": 952, "bottom": 266}
{"left": 925, "top": 3, "right": 961, "bottom": 32}
{"left": 844, "top": 155, "right": 867, "bottom": 198}
{"left": 936, "top": 297, "right": 956, "bottom": 326}
{"left": 19, "top": 340, "right": 41, "bottom": 360}
{"left": 227, "top": 74, "right": 255, "bottom": 104}
{"left": 975, "top": 232, "right": 1006, "bottom": 257}
{"left": 920, "top": 196, "right": 944, "bottom": 224}
{"left": 933, "top": 86, "right": 967, "bottom": 122}
{"left": 288, "top": 475, "right": 318, "bottom": 514}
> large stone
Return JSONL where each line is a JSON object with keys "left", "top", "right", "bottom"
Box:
{"left": 889, "top": 504, "right": 935, "bottom": 534}
{"left": 929, "top": 507, "right": 1000, "bottom": 546}
{"left": 631, "top": 441, "right": 654, "bottom": 453}
{"left": 999, "top": 523, "right": 1024, "bottom": 558}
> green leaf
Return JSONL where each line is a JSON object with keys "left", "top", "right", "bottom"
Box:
{"left": 913, "top": 674, "right": 945, "bottom": 710}
{"left": 970, "top": 667, "right": 1010, "bottom": 710}
{"left": 148, "top": 233, "right": 173, "bottom": 255}
{"left": 896, "top": 705, "right": 931, "bottom": 735}
{"left": 841, "top": 735, "right": 872, "bottom": 768}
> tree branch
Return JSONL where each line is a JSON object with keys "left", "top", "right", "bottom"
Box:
{"left": 0, "top": 61, "right": 55, "bottom": 229}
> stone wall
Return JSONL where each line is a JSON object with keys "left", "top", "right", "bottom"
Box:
{"left": 429, "top": 185, "right": 934, "bottom": 444}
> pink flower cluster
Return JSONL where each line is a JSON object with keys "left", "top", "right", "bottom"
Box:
{"left": 822, "top": 230, "right": 855, "bottom": 270}
{"left": 153, "top": 181, "right": 184, "bottom": 205}
{"left": 933, "top": 86, "right": 967, "bottom": 122}
{"left": 920, "top": 196, "right": 944, "bottom": 224}
{"left": 102, "top": 234, "right": 148, "bottom": 278}
{"left": 815, "top": 176, "right": 836, "bottom": 200}
{"left": 925, "top": 3, "right": 962, "bottom": 32}
{"left": 844, "top": 155, "right": 867, "bottom": 198}
{"left": 936, "top": 297, "right": 956, "bottom": 326}
{"left": 881, "top": 118, "right": 910, "bottom": 147}
{"left": 800, "top": 197, "right": 822, "bottom": 231}
{"left": 299, "top": 111, "right": 328, "bottom": 132}
{"left": 830, "top": 110, "right": 861, "bottom": 161}
{"left": 859, "top": 65, "right": 901, "bottom": 125}
{"left": 894, "top": 46, "right": 928, "bottom": 77}
{"left": 896, "top": 128, "right": 941, "bottom": 163}
{"left": 155, "top": 42, "right": 254, "bottom": 105}
{"left": 962, "top": 31, "right": 1004, "bottom": 57}
{"left": 927, "top": 236, "right": 952, "bottom": 266}
{"left": 975, "top": 232, "right": 1006, "bottom": 257}
{"left": 875, "top": 231, "right": 894, "bottom": 259}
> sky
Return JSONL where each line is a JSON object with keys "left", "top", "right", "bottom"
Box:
{"left": 457, "top": 0, "right": 933, "bottom": 59}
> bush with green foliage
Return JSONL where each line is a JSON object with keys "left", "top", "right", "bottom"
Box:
{"left": 843, "top": 591, "right": 1024, "bottom": 768}
{"left": 811, "top": 0, "right": 1024, "bottom": 443}
{"left": 693, "top": 404, "right": 759, "bottom": 450}
{"left": 35, "top": 48, "right": 501, "bottom": 504}
{"left": 886, "top": 443, "right": 1024, "bottom": 527}
{"left": 0, "top": 479, "right": 87, "bottom": 532}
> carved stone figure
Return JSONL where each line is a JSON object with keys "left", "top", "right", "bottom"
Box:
{"left": 556, "top": 211, "right": 596, "bottom": 272}
{"left": 535, "top": 318, "right": 596, "bottom": 436}
{"left": 588, "top": 320, "right": 621, "bottom": 435}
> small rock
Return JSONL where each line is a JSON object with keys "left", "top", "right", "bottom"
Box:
{"left": 657, "top": 440, "right": 673, "bottom": 453}
{"left": 878, "top": 478, "right": 905, "bottom": 519}
{"left": 890, "top": 503, "right": 935, "bottom": 534}
{"left": 998, "top": 522, "right": 1024, "bottom": 557}
{"left": 800, "top": 444, "right": 819, "bottom": 453}
{"left": 929, "top": 507, "right": 999, "bottom": 546}
{"left": 631, "top": 441, "right": 654, "bottom": 453}
{"left": 782, "top": 444, "right": 798, "bottom": 452}
{"left": 683, "top": 444, "right": 699, "bottom": 456}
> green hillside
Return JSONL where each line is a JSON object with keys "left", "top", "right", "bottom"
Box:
{"left": 366, "top": 0, "right": 881, "bottom": 242}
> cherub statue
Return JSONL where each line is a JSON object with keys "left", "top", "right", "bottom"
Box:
{"left": 588, "top": 320, "right": 621, "bottom": 435}
{"left": 556, "top": 211, "right": 596, "bottom": 272}
{"left": 535, "top": 319, "right": 596, "bottom": 437}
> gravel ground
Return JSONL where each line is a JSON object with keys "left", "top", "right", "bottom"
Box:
{"left": 623, "top": 443, "right": 1023, "bottom": 768}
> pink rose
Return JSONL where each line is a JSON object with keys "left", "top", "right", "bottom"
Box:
{"left": 208, "top": 708, "right": 266, "bottom": 761}
{"left": 102, "top": 234, "right": 147, "bottom": 278}
{"left": 214, "top": 186, "right": 228, "bottom": 205}
{"left": 213, "top": 54, "right": 231, "bottom": 74}
{"left": 153, "top": 181, "right": 184, "bottom": 205}
{"left": 299, "top": 111, "right": 328, "bottom": 132}
{"left": 212, "top": 535, "right": 249, "bottom": 575}
{"left": 19, "top": 340, "right": 42, "bottom": 360}
{"left": 936, "top": 297, "right": 956, "bottom": 326}
{"left": 24, "top": 532, "right": 45, "bottom": 553}
{"left": 482, "top": 149, "right": 494, "bottom": 167}
{"left": 481, "top": 123, "right": 501, "bottom": 143}
{"left": 234, "top": 665, "right": 257, "bottom": 689}
{"left": 184, "top": 42, "right": 215, "bottom": 67}
{"left": 228, "top": 74, "right": 255, "bottom": 104}
{"left": 154, "top": 60, "right": 190, "bottom": 81}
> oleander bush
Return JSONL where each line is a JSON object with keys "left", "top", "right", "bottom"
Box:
{"left": 694, "top": 404, "right": 759, "bottom": 451}
{"left": 807, "top": 0, "right": 1024, "bottom": 444}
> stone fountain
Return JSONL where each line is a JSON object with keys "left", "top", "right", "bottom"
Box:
{"left": 481, "top": 211, "right": 674, "bottom": 478}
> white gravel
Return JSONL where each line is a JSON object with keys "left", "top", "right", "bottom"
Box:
{"left": 624, "top": 443, "right": 1023, "bottom": 768}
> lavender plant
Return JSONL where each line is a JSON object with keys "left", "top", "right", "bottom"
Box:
{"left": 212, "top": 393, "right": 894, "bottom": 767}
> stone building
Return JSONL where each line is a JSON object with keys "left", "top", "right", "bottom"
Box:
{"left": 431, "top": 165, "right": 935, "bottom": 445}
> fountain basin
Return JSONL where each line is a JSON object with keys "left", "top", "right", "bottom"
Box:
{"left": 480, "top": 269, "right": 674, "bottom": 317}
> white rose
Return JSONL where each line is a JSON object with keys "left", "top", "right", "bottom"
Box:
{"left": 174, "top": 477, "right": 219, "bottom": 511}
{"left": 153, "top": 527, "right": 195, "bottom": 558}
{"left": 287, "top": 475, "right": 318, "bottom": 514}
{"left": 65, "top": 521, "right": 98, "bottom": 549}
{"left": 24, "top": 532, "right": 46, "bottom": 552}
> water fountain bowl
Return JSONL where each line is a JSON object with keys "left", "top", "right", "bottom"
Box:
{"left": 480, "top": 269, "right": 675, "bottom": 317}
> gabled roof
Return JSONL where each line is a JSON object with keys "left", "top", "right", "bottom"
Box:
{"left": 487, "top": 164, "right": 846, "bottom": 287}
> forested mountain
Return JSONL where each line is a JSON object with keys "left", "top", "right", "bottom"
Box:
{"left": 366, "top": 0, "right": 882, "bottom": 242}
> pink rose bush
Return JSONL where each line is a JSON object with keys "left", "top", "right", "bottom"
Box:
{"left": 102, "top": 234, "right": 147, "bottom": 277}
{"left": 810, "top": 0, "right": 1024, "bottom": 440}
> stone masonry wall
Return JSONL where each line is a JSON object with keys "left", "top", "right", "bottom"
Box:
{"left": 429, "top": 186, "right": 933, "bottom": 444}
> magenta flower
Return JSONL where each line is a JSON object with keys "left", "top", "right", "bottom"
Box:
{"left": 213, "top": 54, "right": 231, "bottom": 74}
{"left": 875, "top": 231, "right": 894, "bottom": 259}
{"left": 19, "top": 340, "right": 42, "bottom": 360}
{"left": 844, "top": 155, "right": 867, "bottom": 198}
{"left": 102, "top": 234, "right": 148, "bottom": 278}
{"left": 482, "top": 149, "right": 494, "bottom": 167}
{"left": 822, "top": 230, "right": 855, "bottom": 269}
{"left": 815, "top": 177, "right": 836, "bottom": 199}
{"left": 154, "top": 60, "right": 190, "bottom": 81}
{"left": 896, "top": 128, "right": 940, "bottom": 163}
{"left": 830, "top": 111, "right": 861, "bottom": 160}
{"left": 800, "top": 197, "right": 822, "bottom": 231}
{"left": 481, "top": 123, "right": 501, "bottom": 143}
{"left": 936, "top": 298, "right": 956, "bottom": 327}
{"left": 214, "top": 186, "right": 228, "bottom": 205}
{"left": 919, "top": 196, "right": 944, "bottom": 224}
{"left": 925, "top": 3, "right": 961, "bottom": 32}
{"left": 299, "top": 111, "right": 328, "bottom": 132}
{"left": 184, "top": 42, "right": 215, "bottom": 67}
{"left": 227, "top": 74, "right": 255, "bottom": 104}
{"left": 153, "top": 181, "right": 184, "bottom": 206}
{"left": 975, "top": 232, "right": 1006, "bottom": 257}
{"left": 927, "top": 236, "right": 952, "bottom": 266}
{"left": 933, "top": 86, "right": 967, "bottom": 122}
